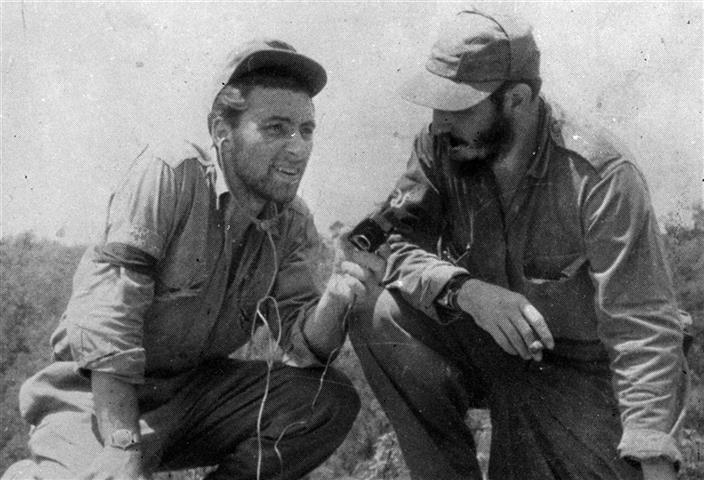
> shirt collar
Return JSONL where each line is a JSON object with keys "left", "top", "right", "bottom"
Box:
{"left": 194, "top": 143, "right": 230, "bottom": 211}
{"left": 211, "top": 150, "right": 231, "bottom": 209}
{"left": 525, "top": 97, "right": 552, "bottom": 179}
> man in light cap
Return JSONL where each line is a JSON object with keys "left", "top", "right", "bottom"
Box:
{"left": 350, "top": 9, "right": 687, "bottom": 480}
{"left": 3, "top": 39, "right": 383, "bottom": 480}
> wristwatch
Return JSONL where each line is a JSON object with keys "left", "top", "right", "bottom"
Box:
{"left": 436, "top": 275, "right": 471, "bottom": 311}
{"left": 108, "top": 429, "right": 141, "bottom": 450}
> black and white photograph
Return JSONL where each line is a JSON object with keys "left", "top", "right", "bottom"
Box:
{"left": 1, "top": 2, "right": 702, "bottom": 479}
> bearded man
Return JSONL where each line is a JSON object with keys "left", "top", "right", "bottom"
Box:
{"left": 4, "top": 40, "right": 382, "bottom": 480}
{"left": 350, "top": 9, "right": 687, "bottom": 480}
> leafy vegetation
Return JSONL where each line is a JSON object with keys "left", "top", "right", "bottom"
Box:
{"left": 2, "top": 205, "right": 703, "bottom": 478}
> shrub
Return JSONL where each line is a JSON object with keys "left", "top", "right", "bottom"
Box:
{"left": 1, "top": 204, "right": 703, "bottom": 479}
{"left": 0, "top": 233, "right": 84, "bottom": 471}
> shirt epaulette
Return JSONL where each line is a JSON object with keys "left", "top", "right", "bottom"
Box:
{"left": 150, "top": 141, "right": 212, "bottom": 169}
{"left": 548, "top": 108, "right": 625, "bottom": 176}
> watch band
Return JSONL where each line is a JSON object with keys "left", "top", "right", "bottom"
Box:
{"left": 108, "top": 429, "right": 141, "bottom": 450}
{"left": 436, "top": 275, "right": 471, "bottom": 311}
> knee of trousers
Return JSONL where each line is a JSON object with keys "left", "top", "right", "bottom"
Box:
{"left": 349, "top": 288, "right": 407, "bottom": 346}
{"left": 2, "top": 460, "right": 40, "bottom": 480}
{"left": 296, "top": 368, "right": 361, "bottom": 442}
{"left": 311, "top": 367, "right": 361, "bottom": 431}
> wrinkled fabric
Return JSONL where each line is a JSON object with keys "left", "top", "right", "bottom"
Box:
{"left": 351, "top": 289, "right": 642, "bottom": 480}
{"left": 11, "top": 359, "right": 359, "bottom": 480}
{"left": 374, "top": 99, "right": 687, "bottom": 464}
{"left": 22, "top": 141, "right": 326, "bottom": 425}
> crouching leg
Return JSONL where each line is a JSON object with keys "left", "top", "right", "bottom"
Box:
{"left": 349, "top": 289, "right": 485, "bottom": 480}
{"left": 152, "top": 358, "right": 360, "bottom": 480}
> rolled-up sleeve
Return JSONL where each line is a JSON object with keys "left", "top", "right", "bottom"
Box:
{"left": 383, "top": 129, "right": 468, "bottom": 319}
{"left": 583, "top": 161, "right": 686, "bottom": 464}
{"left": 64, "top": 156, "right": 179, "bottom": 383}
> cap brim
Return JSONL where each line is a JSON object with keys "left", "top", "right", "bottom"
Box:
{"left": 228, "top": 49, "right": 327, "bottom": 97}
{"left": 399, "top": 68, "right": 502, "bottom": 111}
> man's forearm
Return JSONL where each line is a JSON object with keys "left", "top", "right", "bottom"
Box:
{"left": 92, "top": 371, "right": 141, "bottom": 443}
{"left": 304, "top": 291, "right": 349, "bottom": 360}
{"left": 641, "top": 458, "right": 677, "bottom": 480}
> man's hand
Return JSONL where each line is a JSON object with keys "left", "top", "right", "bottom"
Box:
{"left": 79, "top": 447, "right": 149, "bottom": 480}
{"left": 641, "top": 458, "right": 677, "bottom": 480}
{"left": 306, "top": 233, "right": 386, "bottom": 357}
{"left": 455, "top": 279, "right": 554, "bottom": 361}
{"left": 326, "top": 232, "right": 387, "bottom": 312}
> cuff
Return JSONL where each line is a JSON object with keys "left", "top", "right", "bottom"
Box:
{"left": 619, "top": 428, "right": 683, "bottom": 466}
{"left": 386, "top": 264, "right": 468, "bottom": 321}
{"left": 420, "top": 265, "right": 470, "bottom": 321}
{"left": 74, "top": 347, "right": 146, "bottom": 384}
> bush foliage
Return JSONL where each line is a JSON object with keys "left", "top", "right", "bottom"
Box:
{"left": 2, "top": 206, "right": 703, "bottom": 478}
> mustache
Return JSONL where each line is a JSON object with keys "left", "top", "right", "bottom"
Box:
{"left": 447, "top": 133, "right": 470, "bottom": 149}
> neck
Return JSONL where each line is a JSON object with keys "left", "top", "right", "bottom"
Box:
{"left": 228, "top": 176, "right": 267, "bottom": 220}
{"left": 492, "top": 100, "right": 541, "bottom": 205}
{"left": 214, "top": 141, "right": 267, "bottom": 221}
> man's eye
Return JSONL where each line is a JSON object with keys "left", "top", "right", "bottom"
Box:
{"left": 301, "top": 127, "right": 315, "bottom": 139}
{"left": 264, "top": 124, "right": 286, "bottom": 136}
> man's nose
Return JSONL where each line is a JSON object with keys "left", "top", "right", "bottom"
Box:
{"left": 285, "top": 131, "right": 310, "bottom": 157}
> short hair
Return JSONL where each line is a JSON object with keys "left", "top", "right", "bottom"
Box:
{"left": 489, "top": 78, "right": 542, "bottom": 107}
{"left": 208, "top": 69, "right": 311, "bottom": 134}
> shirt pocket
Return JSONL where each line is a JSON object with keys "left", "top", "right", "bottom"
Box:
{"left": 154, "top": 249, "right": 209, "bottom": 299}
{"left": 523, "top": 252, "right": 587, "bottom": 281}
{"left": 523, "top": 253, "right": 600, "bottom": 343}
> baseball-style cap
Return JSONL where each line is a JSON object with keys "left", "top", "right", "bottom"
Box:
{"left": 400, "top": 9, "right": 540, "bottom": 111}
{"left": 217, "top": 39, "right": 327, "bottom": 97}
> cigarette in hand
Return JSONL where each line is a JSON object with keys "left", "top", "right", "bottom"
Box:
{"left": 529, "top": 340, "right": 545, "bottom": 358}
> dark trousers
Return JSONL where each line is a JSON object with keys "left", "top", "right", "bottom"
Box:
{"left": 349, "top": 289, "right": 641, "bottom": 480}
{"left": 10, "top": 359, "right": 359, "bottom": 480}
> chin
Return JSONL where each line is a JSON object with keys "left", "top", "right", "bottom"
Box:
{"left": 263, "top": 187, "right": 299, "bottom": 204}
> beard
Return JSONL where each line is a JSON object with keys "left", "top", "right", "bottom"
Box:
{"left": 234, "top": 160, "right": 302, "bottom": 205}
{"left": 220, "top": 144, "right": 304, "bottom": 206}
{"left": 446, "top": 110, "right": 513, "bottom": 178}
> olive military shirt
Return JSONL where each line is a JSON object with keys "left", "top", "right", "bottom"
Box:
{"left": 49, "top": 141, "right": 325, "bottom": 386}
{"left": 380, "top": 100, "right": 687, "bottom": 464}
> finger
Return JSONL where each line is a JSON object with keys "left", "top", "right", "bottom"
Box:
{"left": 521, "top": 303, "right": 554, "bottom": 349}
{"left": 337, "top": 236, "right": 385, "bottom": 280}
{"left": 508, "top": 310, "right": 542, "bottom": 360}
{"left": 489, "top": 323, "right": 519, "bottom": 357}
{"left": 387, "top": 233, "right": 403, "bottom": 244}
{"left": 338, "top": 261, "right": 370, "bottom": 282}
{"left": 342, "top": 275, "right": 367, "bottom": 301}
{"left": 529, "top": 340, "right": 544, "bottom": 362}
{"left": 347, "top": 251, "right": 386, "bottom": 279}
{"left": 500, "top": 318, "right": 531, "bottom": 360}
{"left": 376, "top": 243, "right": 393, "bottom": 259}
{"left": 330, "top": 270, "right": 365, "bottom": 293}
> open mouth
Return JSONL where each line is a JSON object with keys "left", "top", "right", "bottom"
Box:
{"left": 274, "top": 165, "right": 301, "bottom": 178}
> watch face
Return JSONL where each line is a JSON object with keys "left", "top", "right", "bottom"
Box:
{"left": 110, "top": 429, "right": 139, "bottom": 449}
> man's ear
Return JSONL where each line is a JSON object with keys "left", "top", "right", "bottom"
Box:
{"left": 211, "top": 116, "right": 231, "bottom": 145}
{"left": 503, "top": 83, "right": 533, "bottom": 114}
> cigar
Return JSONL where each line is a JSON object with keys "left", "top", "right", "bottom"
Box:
{"left": 529, "top": 340, "right": 544, "bottom": 355}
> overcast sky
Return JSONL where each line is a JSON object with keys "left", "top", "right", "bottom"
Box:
{"left": 2, "top": 1, "right": 702, "bottom": 243}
